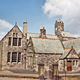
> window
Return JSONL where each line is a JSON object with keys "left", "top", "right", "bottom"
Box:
{"left": 12, "top": 52, "right": 17, "bottom": 62}
{"left": 18, "top": 38, "right": 21, "bottom": 46}
{"left": 73, "top": 60, "right": 75, "bottom": 66}
{"left": 13, "top": 33, "right": 18, "bottom": 37}
{"left": 76, "top": 60, "right": 78, "bottom": 66}
{"left": 13, "top": 33, "right": 15, "bottom": 37}
{"left": 16, "top": 33, "right": 18, "bottom": 37}
{"left": 27, "top": 39, "right": 28, "bottom": 41}
{"left": 7, "top": 52, "right": 11, "bottom": 62}
{"left": 7, "top": 52, "right": 21, "bottom": 63}
{"left": 18, "top": 52, "right": 21, "bottom": 62}
{"left": 13, "top": 38, "right": 17, "bottom": 46}
{"left": 8, "top": 37, "right": 11, "bottom": 46}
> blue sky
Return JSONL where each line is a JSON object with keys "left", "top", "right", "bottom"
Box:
{"left": 0, "top": 0, "right": 57, "bottom": 36}
{"left": 0, "top": 0, "right": 80, "bottom": 39}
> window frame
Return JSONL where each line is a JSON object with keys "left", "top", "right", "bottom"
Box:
{"left": 8, "top": 37, "right": 12, "bottom": 46}
{"left": 18, "top": 38, "right": 21, "bottom": 46}
{"left": 18, "top": 52, "right": 21, "bottom": 62}
{"left": 13, "top": 33, "right": 15, "bottom": 37}
{"left": 12, "top": 52, "right": 17, "bottom": 62}
{"left": 7, "top": 52, "right": 11, "bottom": 62}
{"left": 13, "top": 38, "right": 17, "bottom": 46}
{"left": 7, "top": 52, "right": 21, "bottom": 63}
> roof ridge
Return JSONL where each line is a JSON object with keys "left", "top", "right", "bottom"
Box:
{"left": 65, "top": 48, "right": 71, "bottom": 50}
{"left": 27, "top": 32, "right": 57, "bottom": 36}
{"left": 27, "top": 32, "right": 40, "bottom": 34}
{"left": 31, "top": 37, "right": 59, "bottom": 40}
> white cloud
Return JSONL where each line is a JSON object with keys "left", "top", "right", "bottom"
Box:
{"left": 0, "top": 19, "right": 13, "bottom": 30}
{"left": 0, "top": 19, "right": 14, "bottom": 40}
{"left": 0, "top": 19, "right": 22, "bottom": 40}
{"left": 42, "top": 0, "right": 80, "bottom": 37}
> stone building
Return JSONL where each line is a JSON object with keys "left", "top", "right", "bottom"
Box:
{"left": 0, "top": 19, "right": 80, "bottom": 77}
{"left": 59, "top": 38, "right": 80, "bottom": 72}
{"left": 55, "top": 19, "right": 75, "bottom": 41}
{"left": 0, "top": 21, "right": 27, "bottom": 70}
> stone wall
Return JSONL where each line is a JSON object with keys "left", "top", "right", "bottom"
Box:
{"left": 1, "top": 26, "right": 26, "bottom": 70}
{"left": 34, "top": 53, "right": 61, "bottom": 72}
{"left": 58, "top": 60, "right": 64, "bottom": 71}
{"left": 58, "top": 75, "right": 80, "bottom": 80}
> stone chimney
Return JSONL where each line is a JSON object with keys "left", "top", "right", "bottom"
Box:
{"left": 23, "top": 20, "right": 27, "bottom": 37}
{"left": 39, "top": 26, "right": 46, "bottom": 38}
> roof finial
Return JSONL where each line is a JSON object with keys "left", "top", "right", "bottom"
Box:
{"left": 71, "top": 46, "right": 73, "bottom": 49}
{"left": 25, "top": 20, "right": 27, "bottom": 22}
{"left": 15, "top": 22, "right": 17, "bottom": 26}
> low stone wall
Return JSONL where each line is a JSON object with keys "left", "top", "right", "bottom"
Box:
{"left": 59, "top": 75, "right": 80, "bottom": 80}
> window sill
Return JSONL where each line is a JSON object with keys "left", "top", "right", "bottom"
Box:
{"left": 18, "top": 62, "right": 22, "bottom": 64}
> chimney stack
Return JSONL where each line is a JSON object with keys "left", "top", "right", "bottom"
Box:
{"left": 39, "top": 26, "right": 46, "bottom": 38}
{"left": 23, "top": 20, "right": 27, "bottom": 37}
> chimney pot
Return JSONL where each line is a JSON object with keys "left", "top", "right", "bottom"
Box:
{"left": 23, "top": 20, "right": 27, "bottom": 37}
{"left": 41, "top": 26, "right": 45, "bottom": 29}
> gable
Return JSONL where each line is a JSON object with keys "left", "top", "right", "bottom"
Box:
{"left": 62, "top": 38, "right": 80, "bottom": 54}
{"left": 66, "top": 49, "right": 79, "bottom": 58}
{"left": 27, "top": 37, "right": 35, "bottom": 53}
{"left": 27, "top": 38, "right": 34, "bottom": 57}
{"left": 27, "top": 45, "right": 33, "bottom": 53}
{"left": 1, "top": 25, "right": 24, "bottom": 41}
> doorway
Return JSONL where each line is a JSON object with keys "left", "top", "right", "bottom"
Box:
{"left": 67, "top": 61, "right": 72, "bottom": 71}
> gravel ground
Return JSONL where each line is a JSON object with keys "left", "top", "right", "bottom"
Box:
{"left": 0, "top": 77, "right": 39, "bottom": 80}
{"left": 9, "top": 69, "right": 38, "bottom": 74}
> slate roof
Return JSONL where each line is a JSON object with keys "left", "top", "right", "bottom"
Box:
{"left": 27, "top": 32, "right": 58, "bottom": 39}
{"left": 61, "top": 31, "right": 73, "bottom": 37}
{"left": 63, "top": 38, "right": 80, "bottom": 54}
{"left": 60, "top": 48, "right": 71, "bottom": 59}
{"left": 31, "top": 37, "right": 64, "bottom": 54}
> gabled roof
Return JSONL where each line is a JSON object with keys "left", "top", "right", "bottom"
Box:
{"left": 60, "top": 48, "right": 71, "bottom": 59}
{"left": 30, "top": 37, "right": 64, "bottom": 53}
{"left": 1, "top": 25, "right": 24, "bottom": 41}
{"left": 27, "top": 32, "right": 58, "bottom": 39}
{"left": 60, "top": 48, "right": 79, "bottom": 59}
{"left": 62, "top": 38, "right": 80, "bottom": 54}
